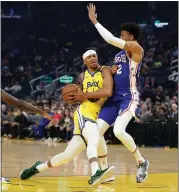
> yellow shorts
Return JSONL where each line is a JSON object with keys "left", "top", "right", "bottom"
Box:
{"left": 73, "top": 103, "right": 100, "bottom": 135}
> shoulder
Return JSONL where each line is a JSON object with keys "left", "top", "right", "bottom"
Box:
{"left": 101, "top": 66, "right": 112, "bottom": 78}
{"left": 77, "top": 72, "right": 85, "bottom": 85}
{"left": 127, "top": 41, "right": 143, "bottom": 52}
{"left": 79, "top": 72, "right": 85, "bottom": 77}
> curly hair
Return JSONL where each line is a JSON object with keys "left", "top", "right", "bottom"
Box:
{"left": 121, "top": 22, "right": 141, "bottom": 40}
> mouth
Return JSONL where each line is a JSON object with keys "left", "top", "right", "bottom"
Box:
{"left": 91, "top": 61, "right": 97, "bottom": 66}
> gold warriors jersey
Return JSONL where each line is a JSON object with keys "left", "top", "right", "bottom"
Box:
{"left": 73, "top": 67, "right": 106, "bottom": 135}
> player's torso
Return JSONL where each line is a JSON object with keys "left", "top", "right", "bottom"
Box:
{"left": 80, "top": 69, "right": 106, "bottom": 114}
{"left": 73, "top": 68, "right": 106, "bottom": 135}
{"left": 113, "top": 50, "right": 142, "bottom": 96}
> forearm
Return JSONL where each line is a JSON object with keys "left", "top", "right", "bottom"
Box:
{"left": 18, "top": 100, "right": 44, "bottom": 115}
{"left": 1, "top": 89, "right": 44, "bottom": 115}
{"left": 94, "top": 22, "right": 125, "bottom": 49}
{"left": 85, "top": 88, "right": 112, "bottom": 99}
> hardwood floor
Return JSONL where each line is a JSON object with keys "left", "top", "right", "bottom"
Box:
{"left": 2, "top": 139, "right": 178, "bottom": 192}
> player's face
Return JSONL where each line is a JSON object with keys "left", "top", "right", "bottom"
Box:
{"left": 120, "top": 30, "right": 133, "bottom": 41}
{"left": 84, "top": 54, "right": 98, "bottom": 69}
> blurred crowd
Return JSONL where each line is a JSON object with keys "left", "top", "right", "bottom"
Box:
{"left": 1, "top": 82, "right": 178, "bottom": 141}
{"left": 1, "top": 99, "right": 76, "bottom": 142}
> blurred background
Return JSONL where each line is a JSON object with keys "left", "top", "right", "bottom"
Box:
{"left": 1, "top": 1, "right": 178, "bottom": 147}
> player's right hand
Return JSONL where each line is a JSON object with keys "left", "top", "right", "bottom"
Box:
{"left": 87, "top": 3, "right": 98, "bottom": 24}
{"left": 111, "top": 65, "right": 118, "bottom": 75}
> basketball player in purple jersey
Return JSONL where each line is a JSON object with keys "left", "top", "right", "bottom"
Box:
{"left": 86, "top": 3, "right": 149, "bottom": 183}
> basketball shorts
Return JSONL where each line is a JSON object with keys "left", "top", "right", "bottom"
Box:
{"left": 73, "top": 103, "right": 100, "bottom": 135}
{"left": 98, "top": 91, "right": 139, "bottom": 126}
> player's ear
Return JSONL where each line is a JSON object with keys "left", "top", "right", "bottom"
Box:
{"left": 83, "top": 59, "right": 87, "bottom": 65}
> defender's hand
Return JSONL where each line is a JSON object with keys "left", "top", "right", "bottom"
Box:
{"left": 111, "top": 65, "right": 118, "bottom": 75}
{"left": 87, "top": 3, "right": 98, "bottom": 24}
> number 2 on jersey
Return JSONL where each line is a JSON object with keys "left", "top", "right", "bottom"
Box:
{"left": 116, "top": 64, "right": 122, "bottom": 75}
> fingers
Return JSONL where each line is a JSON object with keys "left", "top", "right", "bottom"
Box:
{"left": 68, "top": 92, "right": 77, "bottom": 97}
{"left": 74, "top": 84, "right": 81, "bottom": 91}
{"left": 68, "top": 98, "right": 77, "bottom": 104}
{"left": 88, "top": 3, "right": 96, "bottom": 12}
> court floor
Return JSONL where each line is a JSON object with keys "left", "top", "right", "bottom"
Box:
{"left": 1, "top": 138, "right": 178, "bottom": 192}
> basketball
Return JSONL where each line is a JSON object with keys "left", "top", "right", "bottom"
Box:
{"left": 62, "top": 84, "right": 78, "bottom": 103}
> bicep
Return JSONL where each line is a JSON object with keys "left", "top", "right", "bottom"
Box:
{"left": 125, "top": 42, "right": 143, "bottom": 62}
{"left": 102, "top": 67, "right": 113, "bottom": 90}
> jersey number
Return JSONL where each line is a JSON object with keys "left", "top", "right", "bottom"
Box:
{"left": 116, "top": 64, "right": 122, "bottom": 75}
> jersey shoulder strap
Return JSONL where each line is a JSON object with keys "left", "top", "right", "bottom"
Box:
{"left": 100, "top": 65, "right": 111, "bottom": 72}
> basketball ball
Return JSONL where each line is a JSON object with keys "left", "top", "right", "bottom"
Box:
{"left": 62, "top": 84, "right": 78, "bottom": 103}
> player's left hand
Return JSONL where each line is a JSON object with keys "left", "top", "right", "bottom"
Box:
{"left": 68, "top": 90, "right": 86, "bottom": 103}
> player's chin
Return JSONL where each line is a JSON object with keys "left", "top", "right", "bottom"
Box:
{"left": 91, "top": 63, "right": 97, "bottom": 68}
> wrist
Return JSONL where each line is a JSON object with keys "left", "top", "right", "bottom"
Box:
{"left": 92, "top": 19, "right": 98, "bottom": 25}
{"left": 84, "top": 92, "right": 88, "bottom": 99}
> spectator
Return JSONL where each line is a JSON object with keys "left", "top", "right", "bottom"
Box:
{"left": 150, "top": 77, "right": 158, "bottom": 89}
{"left": 144, "top": 77, "right": 150, "bottom": 88}
{"left": 4, "top": 83, "right": 12, "bottom": 92}
{"left": 10, "top": 82, "right": 22, "bottom": 94}
{"left": 170, "top": 104, "right": 178, "bottom": 122}
{"left": 157, "top": 107, "right": 167, "bottom": 122}
{"left": 140, "top": 103, "right": 150, "bottom": 123}
{"left": 1, "top": 109, "right": 15, "bottom": 137}
{"left": 155, "top": 86, "right": 165, "bottom": 103}
{"left": 45, "top": 108, "right": 62, "bottom": 142}
{"left": 10, "top": 109, "right": 28, "bottom": 139}
{"left": 172, "top": 96, "right": 178, "bottom": 104}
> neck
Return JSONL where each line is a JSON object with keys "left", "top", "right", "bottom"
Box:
{"left": 87, "top": 67, "right": 98, "bottom": 73}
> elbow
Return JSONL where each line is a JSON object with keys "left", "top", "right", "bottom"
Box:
{"left": 105, "top": 89, "right": 113, "bottom": 97}
{"left": 106, "top": 36, "right": 113, "bottom": 44}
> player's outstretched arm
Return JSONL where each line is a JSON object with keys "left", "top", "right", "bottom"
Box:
{"left": 1, "top": 89, "right": 52, "bottom": 120}
{"left": 87, "top": 3, "right": 142, "bottom": 62}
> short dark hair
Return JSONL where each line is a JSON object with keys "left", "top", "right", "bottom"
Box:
{"left": 120, "top": 22, "right": 141, "bottom": 40}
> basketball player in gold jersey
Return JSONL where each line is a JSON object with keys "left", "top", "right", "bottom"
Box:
{"left": 20, "top": 49, "right": 115, "bottom": 187}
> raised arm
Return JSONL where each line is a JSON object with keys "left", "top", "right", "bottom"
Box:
{"left": 1, "top": 89, "right": 52, "bottom": 120}
{"left": 87, "top": 4, "right": 142, "bottom": 62}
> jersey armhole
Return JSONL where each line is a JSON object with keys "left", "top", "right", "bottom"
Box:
{"left": 100, "top": 66, "right": 111, "bottom": 78}
{"left": 77, "top": 72, "right": 85, "bottom": 89}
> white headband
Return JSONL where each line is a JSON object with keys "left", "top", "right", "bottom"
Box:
{"left": 82, "top": 50, "right": 97, "bottom": 60}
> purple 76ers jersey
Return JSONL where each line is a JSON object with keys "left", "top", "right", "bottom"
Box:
{"left": 98, "top": 50, "right": 143, "bottom": 125}
{"left": 113, "top": 50, "right": 142, "bottom": 94}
